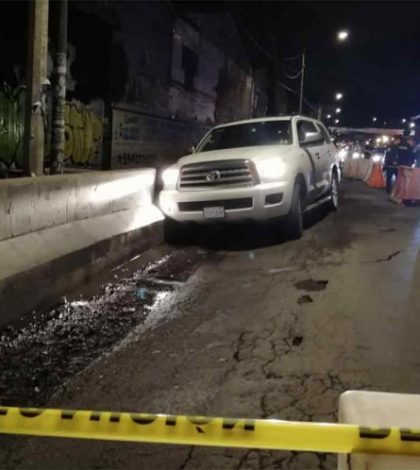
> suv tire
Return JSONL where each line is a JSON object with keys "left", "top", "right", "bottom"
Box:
{"left": 286, "top": 182, "right": 304, "bottom": 239}
{"left": 328, "top": 171, "right": 339, "bottom": 211}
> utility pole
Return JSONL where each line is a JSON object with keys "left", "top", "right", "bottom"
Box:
{"left": 50, "top": 0, "right": 68, "bottom": 174}
{"left": 23, "top": 0, "right": 49, "bottom": 176}
{"left": 298, "top": 50, "right": 306, "bottom": 115}
{"left": 317, "top": 104, "right": 322, "bottom": 120}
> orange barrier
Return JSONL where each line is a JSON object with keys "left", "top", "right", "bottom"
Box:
{"left": 391, "top": 167, "right": 420, "bottom": 203}
{"left": 367, "top": 163, "right": 385, "bottom": 188}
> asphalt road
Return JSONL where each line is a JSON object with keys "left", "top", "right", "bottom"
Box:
{"left": 3, "top": 180, "right": 420, "bottom": 470}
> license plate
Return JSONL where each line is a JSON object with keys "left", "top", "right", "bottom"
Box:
{"left": 203, "top": 206, "right": 225, "bottom": 219}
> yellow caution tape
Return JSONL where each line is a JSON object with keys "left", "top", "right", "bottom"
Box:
{"left": 1, "top": 406, "right": 420, "bottom": 455}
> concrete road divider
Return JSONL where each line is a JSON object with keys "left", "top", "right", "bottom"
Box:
{"left": 1, "top": 406, "right": 420, "bottom": 456}
{"left": 0, "top": 170, "right": 163, "bottom": 325}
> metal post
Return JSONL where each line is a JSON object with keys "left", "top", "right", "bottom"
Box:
{"left": 50, "top": 0, "right": 68, "bottom": 174}
{"left": 23, "top": 0, "right": 49, "bottom": 176}
{"left": 298, "top": 50, "right": 305, "bottom": 115}
{"left": 317, "top": 104, "right": 322, "bottom": 120}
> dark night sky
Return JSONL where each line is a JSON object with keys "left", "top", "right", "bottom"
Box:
{"left": 176, "top": 1, "right": 420, "bottom": 127}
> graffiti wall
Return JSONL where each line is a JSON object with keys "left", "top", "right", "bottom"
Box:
{"left": 63, "top": 100, "right": 104, "bottom": 167}
{"left": 111, "top": 107, "right": 207, "bottom": 169}
{"left": 0, "top": 83, "right": 25, "bottom": 172}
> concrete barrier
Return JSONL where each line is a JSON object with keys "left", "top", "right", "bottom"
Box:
{"left": 0, "top": 170, "right": 163, "bottom": 325}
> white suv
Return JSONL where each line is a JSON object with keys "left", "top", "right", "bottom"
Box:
{"left": 159, "top": 115, "right": 340, "bottom": 239}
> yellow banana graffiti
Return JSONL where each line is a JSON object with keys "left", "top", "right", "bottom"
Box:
{"left": 64, "top": 102, "right": 103, "bottom": 164}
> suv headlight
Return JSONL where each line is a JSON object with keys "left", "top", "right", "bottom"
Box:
{"left": 255, "top": 158, "right": 286, "bottom": 181}
{"left": 161, "top": 168, "right": 179, "bottom": 188}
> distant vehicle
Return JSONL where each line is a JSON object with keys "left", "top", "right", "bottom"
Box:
{"left": 159, "top": 116, "right": 340, "bottom": 240}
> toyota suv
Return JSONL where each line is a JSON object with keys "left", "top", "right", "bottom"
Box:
{"left": 159, "top": 115, "right": 340, "bottom": 239}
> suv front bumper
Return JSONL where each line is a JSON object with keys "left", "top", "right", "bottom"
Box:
{"left": 159, "top": 181, "right": 293, "bottom": 223}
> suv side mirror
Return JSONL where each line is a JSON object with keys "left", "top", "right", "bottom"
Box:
{"left": 186, "top": 145, "right": 195, "bottom": 155}
{"left": 301, "top": 131, "right": 323, "bottom": 146}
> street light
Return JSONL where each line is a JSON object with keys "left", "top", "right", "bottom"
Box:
{"left": 299, "top": 30, "right": 350, "bottom": 113}
{"left": 337, "top": 30, "right": 349, "bottom": 41}
{"left": 336, "top": 108, "right": 341, "bottom": 114}
{"left": 372, "top": 117, "right": 377, "bottom": 122}
{"left": 326, "top": 114, "right": 332, "bottom": 119}
{"left": 335, "top": 119, "right": 340, "bottom": 124}
{"left": 335, "top": 92, "right": 343, "bottom": 100}
{"left": 402, "top": 118, "right": 407, "bottom": 124}
{"left": 410, "top": 122, "right": 416, "bottom": 128}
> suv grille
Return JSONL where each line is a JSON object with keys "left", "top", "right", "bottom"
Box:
{"left": 179, "top": 160, "right": 257, "bottom": 190}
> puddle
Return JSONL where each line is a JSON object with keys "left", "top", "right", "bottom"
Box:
{"left": 0, "top": 248, "right": 208, "bottom": 407}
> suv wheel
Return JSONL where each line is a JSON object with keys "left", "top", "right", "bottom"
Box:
{"left": 328, "top": 172, "right": 339, "bottom": 211}
{"left": 286, "top": 182, "right": 304, "bottom": 239}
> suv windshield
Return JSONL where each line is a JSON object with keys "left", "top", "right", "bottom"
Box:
{"left": 196, "top": 120, "right": 292, "bottom": 153}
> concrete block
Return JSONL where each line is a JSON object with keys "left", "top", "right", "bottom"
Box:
{"left": 7, "top": 178, "right": 36, "bottom": 238}
{"left": 32, "top": 176, "right": 68, "bottom": 231}
{"left": 0, "top": 205, "right": 163, "bottom": 325}
{"left": 338, "top": 391, "right": 420, "bottom": 470}
{"left": 0, "top": 183, "right": 11, "bottom": 241}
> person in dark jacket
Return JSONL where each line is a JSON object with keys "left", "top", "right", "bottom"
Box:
{"left": 397, "top": 135, "right": 416, "bottom": 167}
{"left": 384, "top": 136, "right": 401, "bottom": 194}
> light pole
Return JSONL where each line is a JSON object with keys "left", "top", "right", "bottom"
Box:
{"left": 298, "top": 49, "right": 306, "bottom": 114}
{"left": 298, "top": 31, "right": 348, "bottom": 115}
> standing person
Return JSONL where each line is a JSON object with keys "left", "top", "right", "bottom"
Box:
{"left": 383, "top": 136, "right": 401, "bottom": 194}
{"left": 397, "top": 132, "right": 416, "bottom": 167}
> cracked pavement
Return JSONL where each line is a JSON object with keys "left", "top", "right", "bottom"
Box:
{"left": 3, "top": 180, "right": 420, "bottom": 469}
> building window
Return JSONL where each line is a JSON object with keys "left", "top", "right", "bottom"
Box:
{"left": 182, "top": 45, "right": 198, "bottom": 91}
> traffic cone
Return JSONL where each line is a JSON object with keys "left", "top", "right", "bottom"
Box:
{"left": 367, "top": 163, "right": 385, "bottom": 188}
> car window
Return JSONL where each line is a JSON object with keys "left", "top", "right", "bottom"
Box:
{"left": 196, "top": 120, "right": 292, "bottom": 152}
{"left": 297, "top": 120, "right": 318, "bottom": 143}
{"left": 316, "top": 123, "right": 331, "bottom": 144}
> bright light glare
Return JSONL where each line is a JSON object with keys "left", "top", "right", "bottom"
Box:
{"left": 382, "top": 135, "right": 389, "bottom": 143}
{"left": 338, "top": 30, "right": 349, "bottom": 41}
{"left": 372, "top": 154, "right": 382, "bottom": 163}
{"left": 338, "top": 148, "right": 347, "bottom": 159}
{"left": 256, "top": 158, "right": 286, "bottom": 180}
{"left": 90, "top": 174, "right": 154, "bottom": 204}
{"left": 335, "top": 93, "right": 343, "bottom": 100}
{"left": 373, "top": 117, "right": 377, "bottom": 122}
{"left": 128, "top": 205, "right": 164, "bottom": 231}
{"left": 326, "top": 114, "right": 332, "bottom": 119}
{"left": 410, "top": 122, "right": 416, "bottom": 128}
{"left": 336, "top": 108, "right": 341, "bottom": 114}
{"left": 352, "top": 152, "right": 360, "bottom": 159}
{"left": 335, "top": 119, "right": 340, "bottom": 124}
{"left": 376, "top": 137, "right": 381, "bottom": 143}
{"left": 402, "top": 118, "right": 407, "bottom": 123}
{"left": 162, "top": 168, "right": 179, "bottom": 187}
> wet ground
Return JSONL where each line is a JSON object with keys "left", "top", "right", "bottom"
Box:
{"left": 2, "top": 180, "right": 420, "bottom": 469}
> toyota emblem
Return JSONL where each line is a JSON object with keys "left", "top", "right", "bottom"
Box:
{"left": 206, "top": 170, "right": 221, "bottom": 182}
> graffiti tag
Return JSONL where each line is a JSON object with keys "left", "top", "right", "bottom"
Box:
{"left": 64, "top": 102, "right": 103, "bottom": 165}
